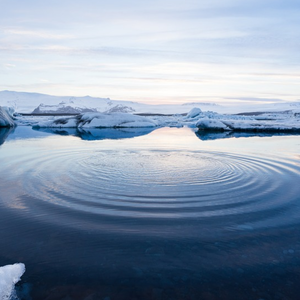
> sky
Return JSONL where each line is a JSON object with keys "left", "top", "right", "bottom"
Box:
{"left": 1, "top": 0, "right": 300, "bottom": 105}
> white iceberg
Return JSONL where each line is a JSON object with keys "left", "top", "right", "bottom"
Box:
{"left": 186, "top": 107, "right": 202, "bottom": 119}
{"left": 196, "top": 118, "right": 231, "bottom": 131}
{"left": 194, "top": 109, "right": 300, "bottom": 133}
{"left": 196, "top": 118, "right": 300, "bottom": 132}
{"left": 0, "top": 107, "right": 15, "bottom": 127}
{"left": 33, "top": 112, "right": 158, "bottom": 128}
{"left": 0, "top": 263, "right": 25, "bottom": 300}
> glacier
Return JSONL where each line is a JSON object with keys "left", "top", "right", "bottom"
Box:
{"left": 0, "top": 263, "right": 25, "bottom": 300}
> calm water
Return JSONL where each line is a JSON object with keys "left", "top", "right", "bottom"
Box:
{"left": 1, "top": 126, "right": 300, "bottom": 300}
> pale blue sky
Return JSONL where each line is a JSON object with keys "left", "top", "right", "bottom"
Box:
{"left": 1, "top": 0, "right": 300, "bottom": 104}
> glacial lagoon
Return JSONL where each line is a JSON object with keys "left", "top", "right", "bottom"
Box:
{"left": 1, "top": 126, "right": 300, "bottom": 299}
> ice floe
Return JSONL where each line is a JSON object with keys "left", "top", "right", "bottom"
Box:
{"left": 196, "top": 116, "right": 300, "bottom": 132}
{"left": 0, "top": 263, "right": 25, "bottom": 300}
{"left": 5, "top": 100, "right": 300, "bottom": 134}
{"left": 0, "top": 107, "right": 15, "bottom": 127}
{"left": 33, "top": 112, "right": 158, "bottom": 128}
{"left": 18, "top": 107, "right": 300, "bottom": 133}
{"left": 185, "top": 107, "right": 202, "bottom": 118}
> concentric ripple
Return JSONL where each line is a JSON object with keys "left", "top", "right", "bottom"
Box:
{"left": 1, "top": 135, "right": 300, "bottom": 235}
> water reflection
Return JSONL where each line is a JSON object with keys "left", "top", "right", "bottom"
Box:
{"left": 1, "top": 127, "right": 300, "bottom": 299}
{"left": 0, "top": 127, "right": 14, "bottom": 146}
{"left": 33, "top": 127, "right": 155, "bottom": 140}
{"left": 195, "top": 130, "right": 300, "bottom": 141}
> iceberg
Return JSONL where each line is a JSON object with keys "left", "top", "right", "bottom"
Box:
{"left": 196, "top": 118, "right": 300, "bottom": 133}
{"left": 33, "top": 112, "right": 158, "bottom": 128}
{"left": 196, "top": 118, "right": 231, "bottom": 131}
{"left": 185, "top": 107, "right": 202, "bottom": 119}
{"left": 7, "top": 99, "right": 300, "bottom": 135}
{"left": 0, "top": 263, "right": 25, "bottom": 300}
{"left": 0, "top": 107, "right": 15, "bottom": 127}
{"left": 194, "top": 109, "right": 300, "bottom": 133}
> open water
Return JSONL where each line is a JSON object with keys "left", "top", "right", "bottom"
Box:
{"left": 1, "top": 126, "right": 300, "bottom": 300}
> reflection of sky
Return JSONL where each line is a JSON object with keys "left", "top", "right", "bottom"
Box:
{"left": 1, "top": 0, "right": 300, "bottom": 105}
{"left": 1, "top": 126, "right": 300, "bottom": 223}
{"left": 3, "top": 126, "right": 300, "bottom": 156}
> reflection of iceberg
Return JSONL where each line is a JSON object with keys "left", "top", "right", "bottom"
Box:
{"left": 0, "top": 263, "right": 25, "bottom": 300}
{"left": 0, "top": 127, "right": 15, "bottom": 146}
{"left": 195, "top": 130, "right": 299, "bottom": 141}
{"left": 33, "top": 127, "right": 156, "bottom": 140}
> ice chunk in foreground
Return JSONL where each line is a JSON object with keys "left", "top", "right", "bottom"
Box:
{"left": 0, "top": 263, "right": 25, "bottom": 300}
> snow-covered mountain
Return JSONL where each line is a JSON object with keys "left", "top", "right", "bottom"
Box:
{"left": 0, "top": 91, "right": 221, "bottom": 115}
{"left": 32, "top": 103, "right": 98, "bottom": 114}
{"left": 1, "top": 90, "right": 300, "bottom": 115}
{"left": 0, "top": 91, "right": 114, "bottom": 114}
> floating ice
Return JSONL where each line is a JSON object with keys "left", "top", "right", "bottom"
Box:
{"left": 196, "top": 118, "right": 231, "bottom": 131}
{"left": 6, "top": 96, "right": 300, "bottom": 134}
{"left": 34, "top": 112, "right": 158, "bottom": 128}
{"left": 0, "top": 107, "right": 15, "bottom": 127}
{"left": 0, "top": 263, "right": 25, "bottom": 300}
{"left": 186, "top": 107, "right": 202, "bottom": 118}
{"left": 196, "top": 117, "right": 300, "bottom": 132}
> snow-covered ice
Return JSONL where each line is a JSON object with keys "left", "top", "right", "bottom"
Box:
{"left": 196, "top": 114, "right": 300, "bottom": 133}
{"left": 2, "top": 91, "right": 300, "bottom": 133}
{"left": 16, "top": 108, "right": 300, "bottom": 133}
{"left": 0, "top": 263, "right": 25, "bottom": 300}
{"left": 196, "top": 118, "right": 231, "bottom": 131}
{"left": 185, "top": 107, "right": 202, "bottom": 119}
{"left": 33, "top": 112, "right": 158, "bottom": 128}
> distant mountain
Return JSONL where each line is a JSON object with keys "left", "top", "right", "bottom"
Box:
{"left": 182, "top": 102, "right": 219, "bottom": 106}
{"left": 273, "top": 102, "right": 300, "bottom": 108}
{"left": 32, "top": 103, "right": 97, "bottom": 114}
{"left": 0, "top": 91, "right": 221, "bottom": 115}
{"left": 0, "top": 91, "right": 137, "bottom": 114}
{"left": 7, "top": 90, "right": 298, "bottom": 115}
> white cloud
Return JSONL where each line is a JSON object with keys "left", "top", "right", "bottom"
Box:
{"left": 3, "top": 28, "right": 72, "bottom": 40}
{"left": 0, "top": 0, "right": 299, "bottom": 104}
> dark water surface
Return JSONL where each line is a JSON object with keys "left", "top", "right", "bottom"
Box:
{"left": 1, "top": 126, "right": 300, "bottom": 300}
